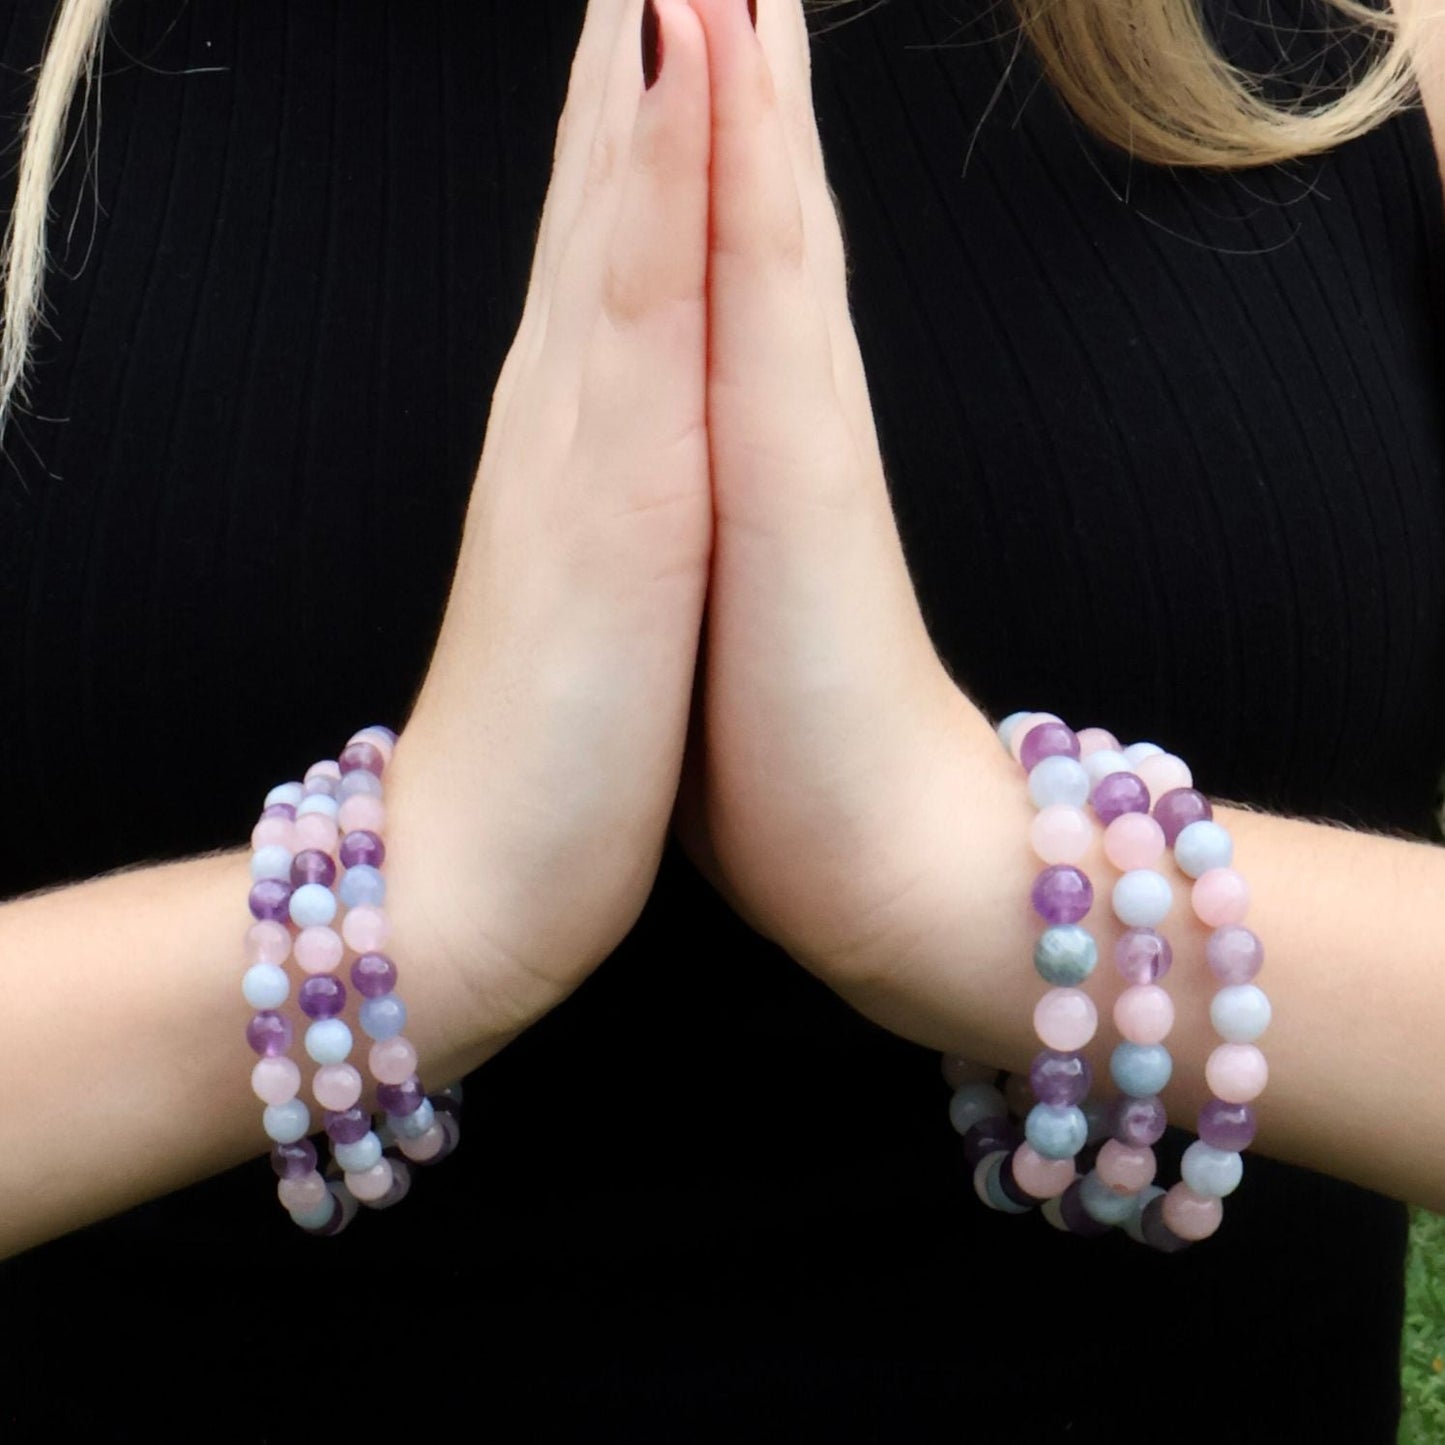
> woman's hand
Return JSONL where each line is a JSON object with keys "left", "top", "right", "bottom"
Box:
{"left": 383, "top": 0, "right": 713, "bottom": 1050}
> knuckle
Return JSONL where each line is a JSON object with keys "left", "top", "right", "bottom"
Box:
{"left": 600, "top": 255, "right": 649, "bottom": 328}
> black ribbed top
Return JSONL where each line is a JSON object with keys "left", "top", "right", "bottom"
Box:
{"left": 2, "top": 1, "right": 1439, "bottom": 1438}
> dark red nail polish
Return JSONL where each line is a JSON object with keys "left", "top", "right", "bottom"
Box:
{"left": 748, "top": 0, "right": 757, "bottom": 26}
{"left": 642, "top": 0, "right": 662, "bottom": 90}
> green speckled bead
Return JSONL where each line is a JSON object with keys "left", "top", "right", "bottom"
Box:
{"left": 1033, "top": 925, "right": 1099, "bottom": 987}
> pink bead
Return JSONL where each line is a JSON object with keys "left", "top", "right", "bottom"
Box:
{"left": 370, "top": 1036, "right": 419, "bottom": 1087}
{"left": 1161, "top": 1182, "right": 1224, "bottom": 1241}
{"left": 294, "top": 925, "right": 345, "bottom": 975}
{"left": 293, "top": 813, "right": 340, "bottom": 854}
{"left": 245, "top": 920, "right": 292, "bottom": 967}
{"left": 941, "top": 1055, "right": 997, "bottom": 1088}
{"left": 1029, "top": 804, "right": 1093, "bottom": 865}
{"left": 1033, "top": 988, "right": 1098, "bottom": 1051}
{"left": 1192, "top": 867, "right": 1250, "bottom": 926}
{"left": 1075, "top": 727, "right": 1121, "bottom": 758}
{"left": 1103, "top": 812, "right": 1166, "bottom": 871}
{"left": 1113, "top": 984, "right": 1176, "bottom": 1044}
{"left": 397, "top": 1123, "right": 446, "bottom": 1163}
{"left": 343, "top": 905, "right": 392, "bottom": 953}
{"left": 1206, "top": 1043, "right": 1269, "bottom": 1102}
{"left": 337, "top": 794, "right": 387, "bottom": 835}
{"left": 305, "top": 760, "right": 342, "bottom": 785}
{"left": 1136, "top": 752, "right": 1193, "bottom": 798}
{"left": 251, "top": 1056, "right": 302, "bottom": 1105}
{"left": 345, "top": 1158, "right": 395, "bottom": 1202}
{"left": 1096, "top": 1139, "right": 1157, "bottom": 1194}
{"left": 1009, "top": 712, "right": 1062, "bottom": 764}
{"left": 1011, "top": 1142, "right": 1076, "bottom": 1199}
{"left": 350, "top": 728, "right": 396, "bottom": 765}
{"left": 313, "top": 1062, "right": 364, "bottom": 1111}
{"left": 250, "top": 817, "right": 295, "bottom": 852}
{"left": 277, "top": 1171, "right": 328, "bottom": 1213}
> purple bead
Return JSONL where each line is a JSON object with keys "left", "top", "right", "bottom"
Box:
{"left": 351, "top": 952, "right": 398, "bottom": 999}
{"left": 1140, "top": 1195, "right": 1191, "bottom": 1253}
{"left": 339, "top": 740, "right": 386, "bottom": 777}
{"left": 1154, "top": 787, "right": 1213, "bottom": 846}
{"left": 1058, "top": 1179, "right": 1112, "bottom": 1237}
{"left": 1029, "top": 1049, "right": 1093, "bottom": 1107}
{"left": 1018, "top": 721, "right": 1080, "bottom": 772}
{"left": 1030, "top": 865, "right": 1093, "bottom": 925}
{"left": 324, "top": 1106, "right": 373, "bottom": 1145}
{"left": 299, "top": 975, "right": 347, "bottom": 1020}
{"left": 260, "top": 802, "right": 297, "bottom": 822}
{"left": 377, "top": 1074, "right": 425, "bottom": 1117}
{"left": 962, "top": 1116, "right": 1021, "bottom": 1169}
{"left": 246, "top": 1011, "right": 292, "bottom": 1057}
{"left": 1206, "top": 925, "right": 1264, "bottom": 984}
{"left": 997, "top": 1151, "right": 1038, "bottom": 1209}
{"left": 340, "top": 830, "right": 386, "bottom": 869}
{"left": 290, "top": 849, "right": 337, "bottom": 888}
{"left": 270, "top": 1137, "right": 318, "bottom": 1180}
{"left": 1115, "top": 928, "right": 1173, "bottom": 984}
{"left": 248, "top": 878, "right": 292, "bottom": 924}
{"left": 1091, "top": 771, "right": 1151, "bottom": 826}
{"left": 1198, "top": 1097, "right": 1258, "bottom": 1152}
{"left": 1112, "top": 1094, "right": 1168, "bottom": 1147}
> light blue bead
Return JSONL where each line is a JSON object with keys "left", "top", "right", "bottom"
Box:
{"left": 1083, "top": 749, "right": 1131, "bottom": 786}
{"left": 997, "top": 710, "right": 1035, "bottom": 753}
{"left": 1174, "top": 819, "right": 1234, "bottom": 879}
{"left": 390, "top": 1098, "right": 435, "bottom": 1139}
{"left": 1210, "top": 984, "right": 1272, "bottom": 1043}
{"left": 359, "top": 993, "right": 408, "bottom": 1042}
{"left": 1033, "top": 925, "right": 1098, "bottom": 987}
{"left": 976, "top": 1153, "right": 1032, "bottom": 1214}
{"left": 296, "top": 794, "right": 340, "bottom": 820}
{"left": 1028, "top": 755, "right": 1091, "bottom": 809}
{"left": 339, "top": 865, "right": 387, "bottom": 909}
{"left": 333, "top": 1132, "right": 383, "bottom": 1173}
{"left": 948, "top": 1082, "right": 1008, "bottom": 1137}
{"left": 305, "top": 1018, "right": 354, "bottom": 1065}
{"left": 337, "top": 769, "right": 384, "bottom": 801}
{"left": 1025, "top": 1102, "right": 1088, "bottom": 1161}
{"left": 1079, "top": 1170, "right": 1138, "bottom": 1227}
{"left": 288, "top": 1197, "right": 336, "bottom": 1231}
{"left": 1112, "top": 869, "right": 1173, "bottom": 928}
{"left": 1123, "top": 741, "right": 1164, "bottom": 767}
{"left": 1082, "top": 1096, "right": 1112, "bottom": 1145}
{"left": 1110, "top": 1041, "right": 1173, "bottom": 1096}
{"left": 289, "top": 882, "right": 338, "bottom": 927}
{"left": 1181, "top": 1141, "right": 1244, "bottom": 1198}
{"left": 265, "top": 782, "right": 305, "bottom": 809}
{"left": 263, "top": 1099, "right": 310, "bottom": 1144}
{"left": 242, "top": 962, "right": 290, "bottom": 1011}
{"left": 1121, "top": 1184, "right": 1167, "bottom": 1244}
{"left": 250, "top": 844, "right": 293, "bottom": 883}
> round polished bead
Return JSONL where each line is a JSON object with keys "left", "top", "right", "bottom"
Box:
{"left": 289, "top": 849, "right": 337, "bottom": 888}
{"left": 251, "top": 1055, "right": 301, "bottom": 1106}
{"left": 250, "top": 817, "right": 295, "bottom": 852}
{"left": 325, "top": 1105, "right": 372, "bottom": 1145}
{"left": 1162, "top": 1182, "right": 1224, "bottom": 1240}
{"left": 1205, "top": 925, "right": 1264, "bottom": 984}
{"left": 246, "top": 1010, "right": 292, "bottom": 1057}
{"left": 293, "top": 814, "right": 340, "bottom": 855}
{"left": 1028, "top": 755, "right": 1091, "bottom": 810}
{"left": 1030, "top": 866, "right": 1093, "bottom": 925}
{"left": 339, "top": 864, "right": 386, "bottom": 909}
{"left": 250, "top": 845, "right": 293, "bottom": 883}
{"left": 1029, "top": 804, "right": 1093, "bottom": 865}
{"left": 1175, "top": 819, "right": 1234, "bottom": 879}
{"left": 370, "top": 1036, "right": 419, "bottom": 1088}
{"left": 997, "top": 710, "right": 1036, "bottom": 753}
{"left": 1111, "top": 1041, "right": 1173, "bottom": 1097}
{"left": 962, "top": 1115, "right": 1022, "bottom": 1169}
{"left": 948, "top": 1082, "right": 1008, "bottom": 1137}
{"left": 1096, "top": 1138, "right": 1157, "bottom": 1194}
{"left": 1034, "top": 988, "right": 1098, "bottom": 1051}
{"left": 1008, "top": 712, "right": 1062, "bottom": 763}
{"left": 351, "top": 952, "right": 399, "bottom": 999}
{"left": 1136, "top": 752, "right": 1192, "bottom": 799}
{"left": 298, "top": 974, "right": 347, "bottom": 1020}
{"left": 1181, "top": 1141, "right": 1245, "bottom": 1197}
{"left": 1114, "top": 928, "right": 1171, "bottom": 985}
{"left": 289, "top": 882, "right": 338, "bottom": 928}
{"left": 1113, "top": 984, "right": 1175, "bottom": 1045}
{"left": 1011, "top": 1142, "right": 1076, "bottom": 1200}
{"left": 244, "top": 920, "right": 291, "bottom": 967}
{"left": 312, "top": 1062, "right": 364, "bottom": 1111}
{"left": 345, "top": 1158, "right": 396, "bottom": 1203}
{"left": 337, "top": 795, "right": 386, "bottom": 834}
{"left": 377, "top": 1073, "right": 425, "bottom": 1117}
{"left": 339, "top": 739, "right": 386, "bottom": 776}
{"left": 1079, "top": 1169, "right": 1138, "bottom": 1226}
{"left": 1193, "top": 867, "right": 1250, "bottom": 926}
{"left": 296, "top": 793, "right": 340, "bottom": 820}
{"left": 265, "top": 782, "right": 306, "bottom": 809}
{"left": 270, "top": 1136, "right": 318, "bottom": 1179}
{"left": 1198, "top": 1097, "right": 1257, "bottom": 1152}
{"left": 1140, "top": 1193, "right": 1192, "bottom": 1252}
{"left": 364, "top": 1158, "right": 413, "bottom": 1209}
{"left": 1103, "top": 811, "right": 1166, "bottom": 872}
{"left": 350, "top": 724, "right": 397, "bottom": 756}
{"left": 1091, "top": 770, "right": 1150, "bottom": 825}
{"left": 242, "top": 963, "right": 289, "bottom": 1011}
{"left": 305, "top": 759, "right": 342, "bottom": 785}
{"left": 1033, "top": 925, "right": 1098, "bottom": 987}
{"left": 1019, "top": 720, "right": 1080, "bottom": 770}
{"left": 305, "top": 1018, "right": 354, "bottom": 1065}
{"left": 941, "top": 1055, "right": 997, "bottom": 1088}
{"left": 397, "top": 1123, "right": 447, "bottom": 1163}
{"left": 1122, "top": 741, "right": 1164, "bottom": 767}
{"left": 974, "top": 1151, "right": 1033, "bottom": 1214}
{"left": 1210, "top": 984, "right": 1272, "bottom": 1043}
{"left": 1112, "top": 1094, "right": 1168, "bottom": 1147}
{"left": 1206, "top": 1043, "right": 1268, "bottom": 1102}
{"left": 1111, "top": 869, "right": 1173, "bottom": 928}
{"left": 1057, "top": 1178, "right": 1113, "bottom": 1236}
{"left": 359, "top": 992, "right": 408, "bottom": 1041}
{"left": 1083, "top": 748, "right": 1131, "bottom": 787}
{"left": 1029, "top": 1049, "right": 1093, "bottom": 1107}
{"left": 1025, "top": 1102, "right": 1088, "bottom": 1160}
{"left": 1121, "top": 1183, "right": 1167, "bottom": 1244}
{"left": 342, "top": 905, "right": 391, "bottom": 953}
{"left": 296, "top": 1186, "right": 356, "bottom": 1236}
{"left": 1154, "top": 787, "right": 1213, "bottom": 846}
{"left": 260, "top": 802, "right": 297, "bottom": 824}
{"left": 277, "top": 1171, "right": 328, "bottom": 1214}
{"left": 262, "top": 1098, "right": 310, "bottom": 1144}
{"left": 389, "top": 1097, "right": 436, "bottom": 1139}
{"left": 1077, "top": 726, "right": 1121, "bottom": 757}
{"left": 247, "top": 879, "right": 292, "bottom": 924}
{"left": 333, "top": 1131, "right": 383, "bottom": 1173}
{"left": 288, "top": 1196, "right": 336, "bottom": 1232}
{"left": 293, "top": 926, "right": 344, "bottom": 976}
{"left": 339, "top": 830, "right": 386, "bottom": 870}
{"left": 336, "top": 769, "right": 384, "bottom": 803}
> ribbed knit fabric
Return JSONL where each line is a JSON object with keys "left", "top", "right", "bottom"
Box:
{"left": 1, "top": 1, "right": 1439, "bottom": 1438}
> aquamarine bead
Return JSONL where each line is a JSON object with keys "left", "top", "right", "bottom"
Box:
{"left": 250, "top": 844, "right": 294, "bottom": 883}
{"left": 289, "top": 882, "right": 338, "bottom": 927}
{"left": 296, "top": 794, "right": 340, "bottom": 820}
{"left": 1033, "top": 925, "right": 1098, "bottom": 987}
{"left": 1025, "top": 1102, "right": 1088, "bottom": 1160}
{"left": 1027, "top": 755, "right": 1091, "bottom": 809}
{"left": 1210, "top": 984, "right": 1272, "bottom": 1043}
{"left": 263, "top": 1099, "right": 310, "bottom": 1144}
{"left": 265, "top": 782, "right": 306, "bottom": 809}
{"left": 1121, "top": 1183, "right": 1167, "bottom": 1244}
{"left": 1111, "top": 1041, "right": 1173, "bottom": 1096}
{"left": 288, "top": 1196, "right": 336, "bottom": 1230}
{"left": 1174, "top": 819, "right": 1234, "bottom": 879}
{"left": 948, "top": 1082, "right": 1008, "bottom": 1137}
{"left": 242, "top": 962, "right": 289, "bottom": 1011}
{"left": 390, "top": 1097, "right": 435, "bottom": 1139}
{"left": 1083, "top": 749, "right": 1131, "bottom": 787}
{"left": 1079, "top": 1169, "right": 1138, "bottom": 1226}
{"left": 1181, "top": 1141, "right": 1244, "bottom": 1197}
{"left": 333, "top": 1131, "right": 383, "bottom": 1173}
{"left": 305, "top": 1018, "right": 354, "bottom": 1065}
{"left": 976, "top": 1153, "right": 1032, "bottom": 1215}
{"left": 359, "top": 993, "right": 408, "bottom": 1042}
{"left": 1111, "top": 870, "right": 1173, "bottom": 928}
{"left": 997, "top": 710, "right": 1035, "bottom": 753}
{"left": 339, "top": 864, "right": 387, "bottom": 909}
{"left": 1123, "top": 741, "right": 1164, "bottom": 767}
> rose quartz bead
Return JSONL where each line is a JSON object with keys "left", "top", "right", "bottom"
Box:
{"left": 1096, "top": 1138, "right": 1157, "bottom": 1194}
{"left": 1135, "top": 752, "right": 1193, "bottom": 799}
{"left": 1009, "top": 712, "right": 1062, "bottom": 764}
{"left": 1206, "top": 1043, "right": 1269, "bottom": 1102}
{"left": 343, "top": 905, "right": 392, "bottom": 953}
{"left": 370, "top": 1036, "right": 419, "bottom": 1087}
{"left": 313, "top": 1062, "right": 364, "bottom": 1111}
{"left": 277, "top": 1171, "right": 329, "bottom": 1213}
{"left": 293, "top": 813, "right": 340, "bottom": 854}
{"left": 345, "top": 1158, "right": 396, "bottom": 1202}
{"left": 1113, "top": 984, "right": 1175, "bottom": 1045}
{"left": 305, "top": 760, "right": 342, "bottom": 786}
{"left": 1029, "top": 804, "right": 1093, "bottom": 865}
{"left": 1161, "top": 1182, "right": 1224, "bottom": 1241}
{"left": 349, "top": 727, "right": 396, "bottom": 766}
{"left": 1010, "top": 1142, "right": 1075, "bottom": 1199}
{"left": 250, "top": 817, "right": 295, "bottom": 852}
{"left": 244, "top": 920, "right": 291, "bottom": 967}
{"left": 1103, "top": 812, "right": 1166, "bottom": 872}
{"left": 941, "top": 1055, "right": 996, "bottom": 1088}
{"left": 338, "top": 794, "right": 387, "bottom": 834}
{"left": 1033, "top": 988, "right": 1098, "bottom": 1051}
{"left": 1192, "top": 867, "right": 1250, "bottom": 926}
{"left": 294, "top": 926, "right": 345, "bottom": 975}
{"left": 251, "top": 1056, "right": 302, "bottom": 1106}
{"left": 1075, "top": 727, "right": 1120, "bottom": 758}
{"left": 397, "top": 1123, "right": 446, "bottom": 1163}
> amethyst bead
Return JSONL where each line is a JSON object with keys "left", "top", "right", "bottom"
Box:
{"left": 1112, "top": 1094, "right": 1169, "bottom": 1147}
{"left": 377, "top": 1074, "right": 425, "bottom": 1117}
{"left": 260, "top": 802, "right": 297, "bottom": 822}
{"left": 351, "top": 952, "right": 399, "bottom": 999}
{"left": 1140, "top": 1195, "right": 1192, "bottom": 1253}
{"left": 248, "top": 878, "right": 293, "bottom": 924}
{"left": 1206, "top": 925, "right": 1264, "bottom": 985}
{"left": 246, "top": 1011, "right": 293, "bottom": 1057}
{"left": 340, "top": 830, "right": 386, "bottom": 870}
{"left": 1030, "top": 865, "right": 1093, "bottom": 925}
{"left": 1057, "top": 1179, "right": 1113, "bottom": 1237}
{"left": 270, "top": 1137, "right": 318, "bottom": 1180}
{"left": 298, "top": 975, "right": 347, "bottom": 1021}
{"left": 1091, "top": 771, "right": 1151, "bottom": 825}
{"left": 324, "top": 1106, "right": 374, "bottom": 1145}
{"left": 1115, "top": 927, "right": 1173, "bottom": 984}
{"left": 962, "top": 1116, "right": 1022, "bottom": 1169}
{"left": 1198, "top": 1097, "right": 1258, "bottom": 1152}
{"left": 289, "top": 849, "right": 336, "bottom": 889}
{"left": 1029, "top": 1049, "right": 1093, "bottom": 1107}
{"left": 339, "top": 740, "right": 386, "bottom": 777}
{"left": 1018, "top": 721, "right": 1080, "bottom": 772}
{"left": 1154, "top": 787, "right": 1213, "bottom": 846}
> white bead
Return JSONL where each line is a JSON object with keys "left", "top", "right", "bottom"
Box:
{"left": 1028, "top": 755, "right": 1091, "bottom": 809}
{"left": 1111, "top": 869, "right": 1173, "bottom": 927}
{"left": 1083, "top": 748, "right": 1131, "bottom": 786}
{"left": 1122, "top": 741, "right": 1165, "bottom": 766}
{"left": 250, "top": 844, "right": 293, "bottom": 882}
{"left": 1175, "top": 819, "right": 1235, "bottom": 879}
{"left": 242, "top": 963, "right": 289, "bottom": 1010}
{"left": 305, "top": 1018, "right": 354, "bottom": 1065}
{"left": 997, "top": 710, "right": 1036, "bottom": 752}
{"left": 1210, "top": 984, "right": 1272, "bottom": 1043}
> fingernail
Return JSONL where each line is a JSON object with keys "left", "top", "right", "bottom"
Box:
{"left": 748, "top": 0, "right": 758, "bottom": 26}
{"left": 642, "top": 0, "right": 662, "bottom": 90}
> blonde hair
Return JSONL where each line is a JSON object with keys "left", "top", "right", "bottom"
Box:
{"left": 0, "top": 0, "right": 1431, "bottom": 445}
